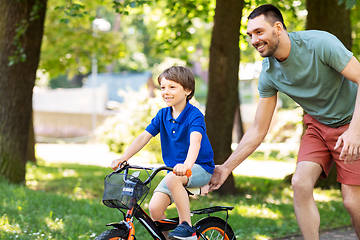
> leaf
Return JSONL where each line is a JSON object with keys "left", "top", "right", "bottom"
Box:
{"left": 59, "top": 18, "right": 70, "bottom": 24}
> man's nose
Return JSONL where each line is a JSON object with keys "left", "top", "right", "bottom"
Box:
{"left": 251, "top": 35, "right": 259, "bottom": 46}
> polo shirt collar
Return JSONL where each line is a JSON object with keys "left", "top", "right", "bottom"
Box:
{"left": 165, "top": 102, "right": 192, "bottom": 123}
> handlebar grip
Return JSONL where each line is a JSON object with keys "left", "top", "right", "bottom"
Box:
{"left": 172, "top": 169, "right": 192, "bottom": 177}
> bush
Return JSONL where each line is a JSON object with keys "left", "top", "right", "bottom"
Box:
{"left": 95, "top": 87, "right": 165, "bottom": 163}
{"left": 96, "top": 87, "right": 203, "bottom": 164}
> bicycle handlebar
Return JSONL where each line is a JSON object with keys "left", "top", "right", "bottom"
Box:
{"left": 115, "top": 163, "right": 192, "bottom": 185}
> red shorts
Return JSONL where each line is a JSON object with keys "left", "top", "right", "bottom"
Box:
{"left": 298, "top": 114, "right": 360, "bottom": 185}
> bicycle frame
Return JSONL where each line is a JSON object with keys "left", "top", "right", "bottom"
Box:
{"left": 101, "top": 164, "right": 234, "bottom": 240}
{"left": 105, "top": 202, "right": 174, "bottom": 240}
{"left": 105, "top": 203, "right": 234, "bottom": 240}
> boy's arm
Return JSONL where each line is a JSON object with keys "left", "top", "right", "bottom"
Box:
{"left": 173, "top": 131, "right": 202, "bottom": 176}
{"left": 111, "top": 131, "right": 153, "bottom": 170}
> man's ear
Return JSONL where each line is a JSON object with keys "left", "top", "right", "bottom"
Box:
{"left": 275, "top": 21, "right": 283, "bottom": 36}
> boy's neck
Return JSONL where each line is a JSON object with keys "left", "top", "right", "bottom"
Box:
{"left": 171, "top": 101, "right": 188, "bottom": 119}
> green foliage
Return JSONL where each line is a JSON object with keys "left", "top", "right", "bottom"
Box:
{"left": 351, "top": 2, "right": 360, "bottom": 59}
{"left": 240, "top": 0, "right": 306, "bottom": 63}
{"left": 40, "top": 0, "right": 123, "bottom": 79}
{"left": 338, "top": 0, "right": 358, "bottom": 9}
{"left": 40, "top": 0, "right": 214, "bottom": 82}
{"left": 0, "top": 160, "right": 352, "bottom": 239}
{"left": 95, "top": 88, "right": 165, "bottom": 162}
{"left": 112, "top": 0, "right": 152, "bottom": 15}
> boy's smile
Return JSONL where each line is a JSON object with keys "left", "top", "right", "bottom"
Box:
{"left": 160, "top": 77, "right": 191, "bottom": 115}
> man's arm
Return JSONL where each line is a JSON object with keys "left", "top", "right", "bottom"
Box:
{"left": 209, "top": 95, "right": 277, "bottom": 190}
{"left": 335, "top": 56, "right": 360, "bottom": 163}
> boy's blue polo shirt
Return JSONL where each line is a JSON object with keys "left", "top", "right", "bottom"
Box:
{"left": 145, "top": 102, "right": 214, "bottom": 174}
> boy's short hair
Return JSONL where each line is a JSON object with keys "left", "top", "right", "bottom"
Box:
{"left": 158, "top": 66, "right": 195, "bottom": 101}
{"left": 248, "top": 4, "right": 287, "bottom": 31}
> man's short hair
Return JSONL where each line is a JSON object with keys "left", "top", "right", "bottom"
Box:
{"left": 248, "top": 4, "right": 287, "bottom": 31}
{"left": 158, "top": 66, "right": 195, "bottom": 101}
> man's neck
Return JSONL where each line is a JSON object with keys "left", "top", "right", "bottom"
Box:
{"left": 275, "top": 32, "right": 291, "bottom": 62}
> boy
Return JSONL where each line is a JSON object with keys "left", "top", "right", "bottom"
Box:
{"left": 111, "top": 66, "right": 215, "bottom": 240}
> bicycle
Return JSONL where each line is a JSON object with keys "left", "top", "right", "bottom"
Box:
{"left": 95, "top": 162, "right": 236, "bottom": 240}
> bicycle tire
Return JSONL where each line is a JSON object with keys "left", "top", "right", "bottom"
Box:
{"left": 194, "top": 216, "right": 236, "bottom": 240}
{"left": 95, "top": 229, "right": 128, "bottom": 240}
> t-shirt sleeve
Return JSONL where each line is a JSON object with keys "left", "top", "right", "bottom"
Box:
{"left": 316, "top": 32, "right": 353, "bottom": 73}
{"left": 145, "top": 110, "right": 161, "bottom": 137}
{"left": 258, "top": 62, "right": 278, "bottom": 98}
{"left": 189, "top": 111, "right": 206, "bottom": 136}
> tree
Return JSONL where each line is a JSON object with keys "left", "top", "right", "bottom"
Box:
{"left": 306, "top": 0, "right": 352, "bottom": 50}
{"left": 40, "top": 0, "right": 124, "bottom": 79}
{"left": 205, "top": 0, "right": 244, "bottom": 194}
{"left": 0, "top": 0, "right": 47, "bottom": 183}
{"left": 305, "top": 0, "right": 352, "bottom": 189}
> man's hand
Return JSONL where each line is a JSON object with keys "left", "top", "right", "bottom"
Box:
{"left": 335, "top": 129, "right": 360, "bottom": 163}
{"left": 208, "top": 165, "right": 231, "bottom": 191}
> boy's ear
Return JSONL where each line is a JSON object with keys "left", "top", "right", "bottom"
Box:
{"left": 185, "top": 88, "right": 192, "bottom": 96}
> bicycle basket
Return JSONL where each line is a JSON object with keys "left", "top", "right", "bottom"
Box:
{"left": 102, "top": 172, "right": 149, "bottom": 209}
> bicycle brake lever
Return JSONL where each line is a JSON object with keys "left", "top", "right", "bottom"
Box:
{"left": 115, "top": 161, "right": 129, "bottom": 173}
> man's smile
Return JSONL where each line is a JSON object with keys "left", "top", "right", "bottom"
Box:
{"left": 255, "top": 42, "right": 266, "bottom": 52}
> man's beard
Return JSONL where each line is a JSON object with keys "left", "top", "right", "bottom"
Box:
{"left": 257, "top": 31, "right": 279, "bottom": 58}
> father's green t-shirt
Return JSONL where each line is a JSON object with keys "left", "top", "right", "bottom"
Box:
{"left": 258, "top": 30, "right": 357, "bottom": 127}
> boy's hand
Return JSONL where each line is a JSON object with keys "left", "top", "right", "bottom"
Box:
{"left": 173, "top": 164, "right": 191, "bottom": 176}
{"left": 111, "top": 158, "right": 126, "bottom": 171}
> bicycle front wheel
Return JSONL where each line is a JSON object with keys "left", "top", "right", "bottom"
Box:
{"left": 194, "top": 216, "right": 235, "bottom": 240}
{"left": 95, "top": 229, "right": 129, "bottom": 240}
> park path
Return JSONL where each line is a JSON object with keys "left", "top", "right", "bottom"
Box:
{"left": 35, "top": 143, "right": 357, "bottom": 240}
{"left": 35, "top": 142, "right": 297, "bottom": 179}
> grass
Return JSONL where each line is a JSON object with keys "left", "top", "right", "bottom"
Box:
{"left": 0, "top": 159, "right": 352, "bottom": 240}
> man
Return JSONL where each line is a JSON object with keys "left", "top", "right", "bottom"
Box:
{"left": 209, "top": 4, "right": 360, "bottom": 240}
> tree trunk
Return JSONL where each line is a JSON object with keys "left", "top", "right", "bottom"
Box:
{"left": 303, "top": 0, "right": 351, "bottom": 189}
{"left": 205, "top": 0, "right": 244, "bottom": 194}
{"left": 0, "top": 0, "right": 47, "bottom": 184}
{"left": 27, "top": 110, "right": 36, "bottom": 163}
{"left": 306, "top": 0, "right": 352, "bottom": 50}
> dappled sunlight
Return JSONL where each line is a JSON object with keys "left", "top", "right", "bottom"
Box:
{"left": 25, "top": 161, "right": 109, "bottom": 199}
{"left": 62, "top": 169, "right": 76, "bottom": 177}
{"left": 313, "top": 188, "right": 342, "bottom": 202}
{"left": 0, "top": 214, "right": 20, "bottom": 234}
{"left": 235, "top": 205, "right": 280, "bottom": 220}
{"left": 46, "top": 215, "right": 64, "bottom": 231}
